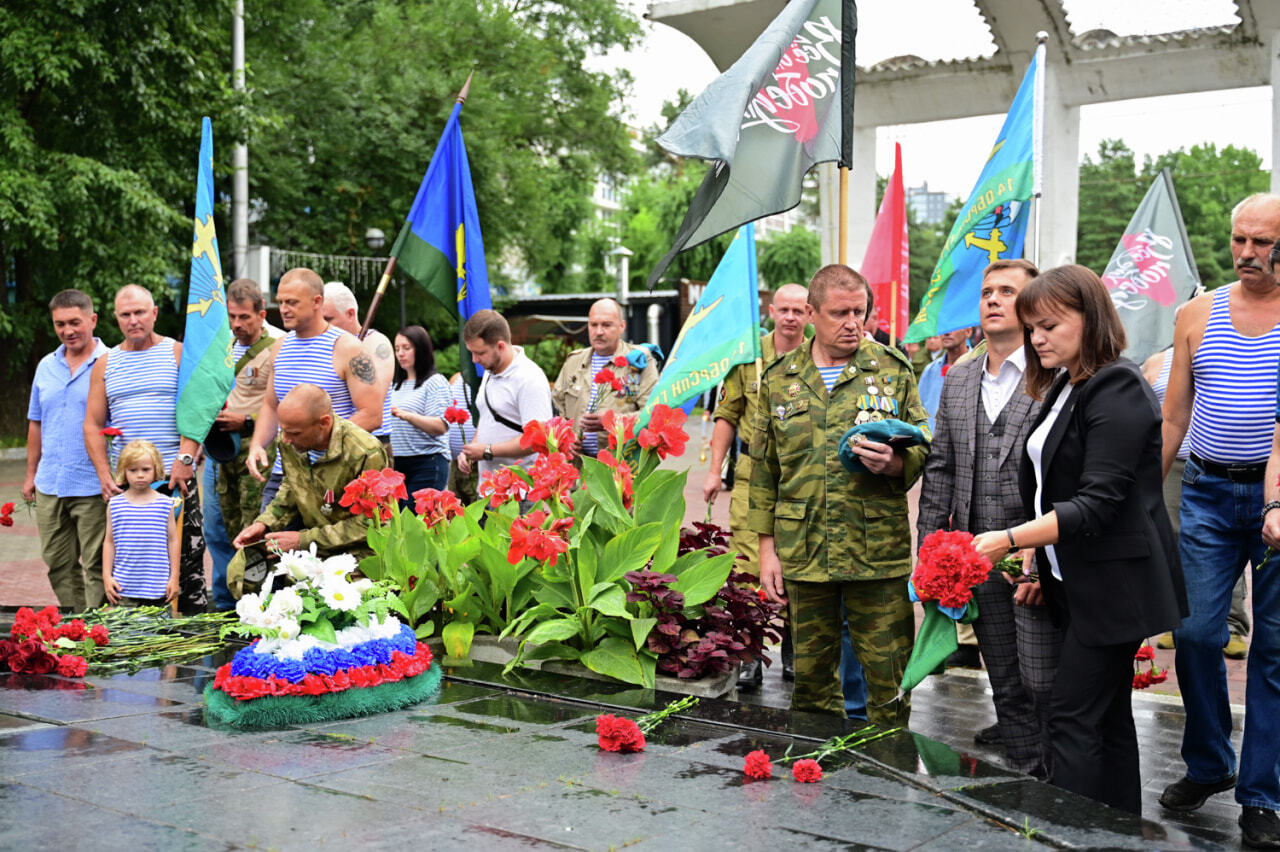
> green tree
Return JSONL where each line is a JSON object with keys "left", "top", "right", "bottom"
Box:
{"left": 757, "top": 227, "right": 820, "bottom": 288}
{"left": 1075, "top": 140, "right": 1145, "bottom": 275}
{"left": 247, "top": 0, "right": 641, "bottom": 303}
{"left": 1, "top": 0, "right": 242, "bottom": 389}
{"left": 1145, "top": 143, "right": 1269, "bottom": 288}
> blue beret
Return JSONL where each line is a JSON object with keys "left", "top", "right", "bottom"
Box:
{"left": 838, "top": 419, "right": 928, "bottom": 473}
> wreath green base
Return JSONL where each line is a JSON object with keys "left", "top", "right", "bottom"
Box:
{"left": 202, "top": 664, "right": 443, "bottom": 731}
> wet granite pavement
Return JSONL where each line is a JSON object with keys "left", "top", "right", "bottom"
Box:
{"left": 0, "top": 650, "right": 1241, "bottom": 851}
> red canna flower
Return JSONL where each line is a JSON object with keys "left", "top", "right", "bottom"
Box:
{"left": 527, "top": 453, "right": 579, "bottom": 507}
{"left": 521, "top": 417, "right": 576, "bottom": 456}
{"left": 612, "top": 355, "right": 628, "bottom": 369}
{"left": 791, "top": 759, "right": 823, "bottom": 783}
{"left": 412, "top": 488, "right": 464, "bottom": 528}
{"left": 598, "top": 449, "right": 634, "bottom": 510}
{"left": 601, "top": 410, "right": 636, "bottom": 451}
{"left": 479, "top": 467, "right": 531, "bottom": 508}
{"left": 743, "top": 749, "right": 773, "bottom": 779}
{"left": 596, "top": 713, "right": 646, "bottom": 752}
{"left": 507, "top": 511, "right": 573, "bottom": 567}
{"left": 443, "top": 406, "right": 471, "bottom": 425}
{"left": 637, "top": 404, "right": 689, "bottom": 459}
{"left": 339, "top": 468, "right": 407, "bottom": 522}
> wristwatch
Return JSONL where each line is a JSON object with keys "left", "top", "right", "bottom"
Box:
{"left": 176, "top": 452, "right": 195, "bottom": 466}
{"left": 482, "top": 444, "right": 494, "bottom": 461}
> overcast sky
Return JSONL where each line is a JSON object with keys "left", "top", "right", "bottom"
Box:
{"left": 599, "top": 0, "right": 1271, "bottom": 199}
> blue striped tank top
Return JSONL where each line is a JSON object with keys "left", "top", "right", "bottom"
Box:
{"left": 108, "top": 494, "right": 174, "bottom": 599}
{"left": 1150, "top": 349, "right": 1191, "bottom": 461}
{"left": 1188, "top": 286, "right": 1280, "bottom": 463}
{"left": 271, "top": 327, "right": 354, "bottom": 475}
{"left": 103, "top": 339, "right": 180, "bottom": 471}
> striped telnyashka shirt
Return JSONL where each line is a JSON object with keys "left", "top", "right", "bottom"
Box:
{"left": 103, "top": 339, "right": 180, "bottom": 472}
{"left": 108, "top": 495, "right": 173, "bottom": 599}
{"left": 271, "top": 327, "right": 355, "bottom": 475}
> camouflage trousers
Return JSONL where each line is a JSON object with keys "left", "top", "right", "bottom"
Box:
{"left": 787, "top": 576, "right": 914, "bottom": 727}
{"left": 728, "top": 454, "right": 759, "bottom": 579}
{"left": 216, "top": 440, "right": 275, "bottom": 543}
{"left": 176, "top": 486, "right": 207, "bottom": 614}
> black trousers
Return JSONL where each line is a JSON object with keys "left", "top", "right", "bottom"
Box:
{"left": 1048, "top": 622, "right": 1142, "bottom": 814}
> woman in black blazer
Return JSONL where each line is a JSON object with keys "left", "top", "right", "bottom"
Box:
{"left": 973, "top": 265, "right": 1188, "bottom": 815}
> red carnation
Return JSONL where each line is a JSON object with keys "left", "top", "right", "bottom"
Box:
{"left": 1133, "top": 671, "right": 1151, "bottom": 690}
{"left": 0, "top": 501, "right": 13, "bottom": 516}
{"left": 791, "top": 759, "right": 823, "bottom": 783}
{"left": 0, "top": 638, "right": 17, "bottom": 669}
{"left": 412, "top": 488, "right": 464, "bottom": 528}
{"left": 1134, "top": 645, "right": 1155, "bottom": 662}
{"left": 1150, "top": 668, "right": 1168, "bottom": 685}
{"left": 743, "top": 749, "right": 773, "bottom": 779}
{"left": 443, "top": 406, "right": 471, "bottom": 425}
{"left": 637, "top": 404, "right": 689, "bottom": 459}
{"left": 911, "top": 530, "right": 992, "bottom": 609}
{"left": 56, "top": 655, "right": 88, "bottom": 678}
{"left": 10, "top": 640, "right": 57, "bottom": 675}
{"left": 89, "top": 625, "right": 110, "bottom": 646}
{"left": 0, "top": 516, "right": 12, "bottom": 527}
{"left": 100, "top": 427, "right": 123, "bottom": 438}
{"left": 479, "top": 467, "right": 531, "bottom": 508}
{"left": 612, "top": 355, "right": 628, "bottom": 368}
{"left": 58, "top": 619, "right": 87, "bottom": 642}
{"left": 596, "top": 714, "right": 646, "bottom": 753}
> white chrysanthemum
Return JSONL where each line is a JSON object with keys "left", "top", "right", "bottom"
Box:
{"left": 320, "top": 580, "right": 361, "bottom": 612}
{"left": 275, "top": 618, "right": 301, "bottom": 641}
{"left": 350, "top": 578, "right": 374, "bottom": 594}
{"left": 267, "top": 587, "right": 304, "bottom": 617}
{"left": 279, "top": 543, "right": 323, "bottom": 581}
{"left": 236, "top": 593, "right": 267, "bottom": 626}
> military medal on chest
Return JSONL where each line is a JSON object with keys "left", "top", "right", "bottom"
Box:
{"left": 322, "top": 488, "right": 334, "bottom": 516}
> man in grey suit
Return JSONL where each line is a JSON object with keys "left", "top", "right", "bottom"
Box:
{"left": 917, "top": 258, "right": 1062, "bottom": 778}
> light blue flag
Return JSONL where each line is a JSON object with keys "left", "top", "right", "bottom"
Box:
{"left": 176, "top": 117, "right": 234, "bottom": 441}
{"left": 905, "top": 48, "right": 1040, "bottom": 342}
{"left": 640, "top": 225, "right": 762, "bottom": 428}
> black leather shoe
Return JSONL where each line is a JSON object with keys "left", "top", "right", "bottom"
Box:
{"left": 1241, "top": 807, "right": 1280, "bottom": 849}
{"left": 781, "top": 631, "right": 795, "bottom": 681}
{"left": 946, "top": 645, "right": 982, "bottom": 669}
{"left": 974, "top": 723, "right": 1001, "bottom": 746}
{"left": 738, "top": 659, "right": 763, "bottom": 692}
{"left": 1159, "top": 774, "right": 1237, "bottom": 813}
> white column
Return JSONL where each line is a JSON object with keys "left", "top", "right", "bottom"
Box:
{"left": 847, "top": 124, "right": 877, "bottom": 267}
{"left": 1037, "top": 59, "right": 1080, "bottom": 268}
{"left": 1272, "top": 31, "right": 1280, "bottom": 195}
{"left": 817, "top": 163, "right": 839, "bottom": 266}
{"left": 232, "top": 0, "right": 249, "bottom": 279}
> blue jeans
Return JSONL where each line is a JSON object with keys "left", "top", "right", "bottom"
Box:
{"left": 394, "top": 453, "right": 450, "bottom": 511}
{"left": 840, "top": 601, "right": 869, "bottom": 720}
{"left": 202, "top": 462, "right": 236, "bottom": 611}
{"left": 1174, "top": 458, "right": 1280, "bottom": 810}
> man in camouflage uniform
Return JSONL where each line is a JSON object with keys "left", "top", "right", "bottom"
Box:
{"left": 204, "top": 279, "right": 278, "bottom": 610}
{"left": 553, "top": 298, "right": 658, "bottom": 457}
{"left": 232, "top": 384, "right": 387, "bottom": 589}
{"left": 703, "top": 282, "right": 808, "bottom": 687}
{"left": 750, "top": 265, "right": 930, "bottom": 726}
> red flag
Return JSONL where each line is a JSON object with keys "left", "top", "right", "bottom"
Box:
{"left": 860, "top": 142, "right": 909, "bottom": 340}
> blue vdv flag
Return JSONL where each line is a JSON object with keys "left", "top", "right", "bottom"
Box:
{"left": 641, "top": 224, "right": 763, "bottom": 427}
{"left": 390, "top": 101, "right": 492, "bottom": 322}
{"left": 905, "top": 47, "right": 1041, "bottom": 342}
{"left": 176, "top": 116, "right": 234, "bottom": 441}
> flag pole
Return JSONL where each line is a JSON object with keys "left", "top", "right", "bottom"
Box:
{"left": 1029, "top": 32, "right": 1047, "bottom": 267}
{"left": 358, "top": 72, "right": 475, "bottom": 340}
{"left": 838, "top": 167, "right": 849, "bottom": 265}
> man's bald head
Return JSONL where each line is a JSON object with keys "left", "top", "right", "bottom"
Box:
{"left": 115, "top": 283, "right": 155, "bottom": 310}
{"left": 279, "top": 267, "right": 324, "bottom": 298}
{"left": 768, "top": 283, "right": 809, "bottom": 346}
{"left": 277, "top": 384, "right": 336, "bottom": 452}
{"left": 588, "top": 298, "right": 626, "bottom": 356}
{"left": 279, "top": 384, "right": 333, "bottom": 421}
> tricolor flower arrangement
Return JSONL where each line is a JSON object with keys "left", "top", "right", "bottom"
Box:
{"left": 1, "top": 606, "right": 108, "bottom": 677}
{"left": 203, "top": 546, "right": 441, "bottom": 729}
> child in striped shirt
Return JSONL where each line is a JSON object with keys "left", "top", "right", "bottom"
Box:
{"left": 103, "top": 440, "right": 179, "bottom": 606}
